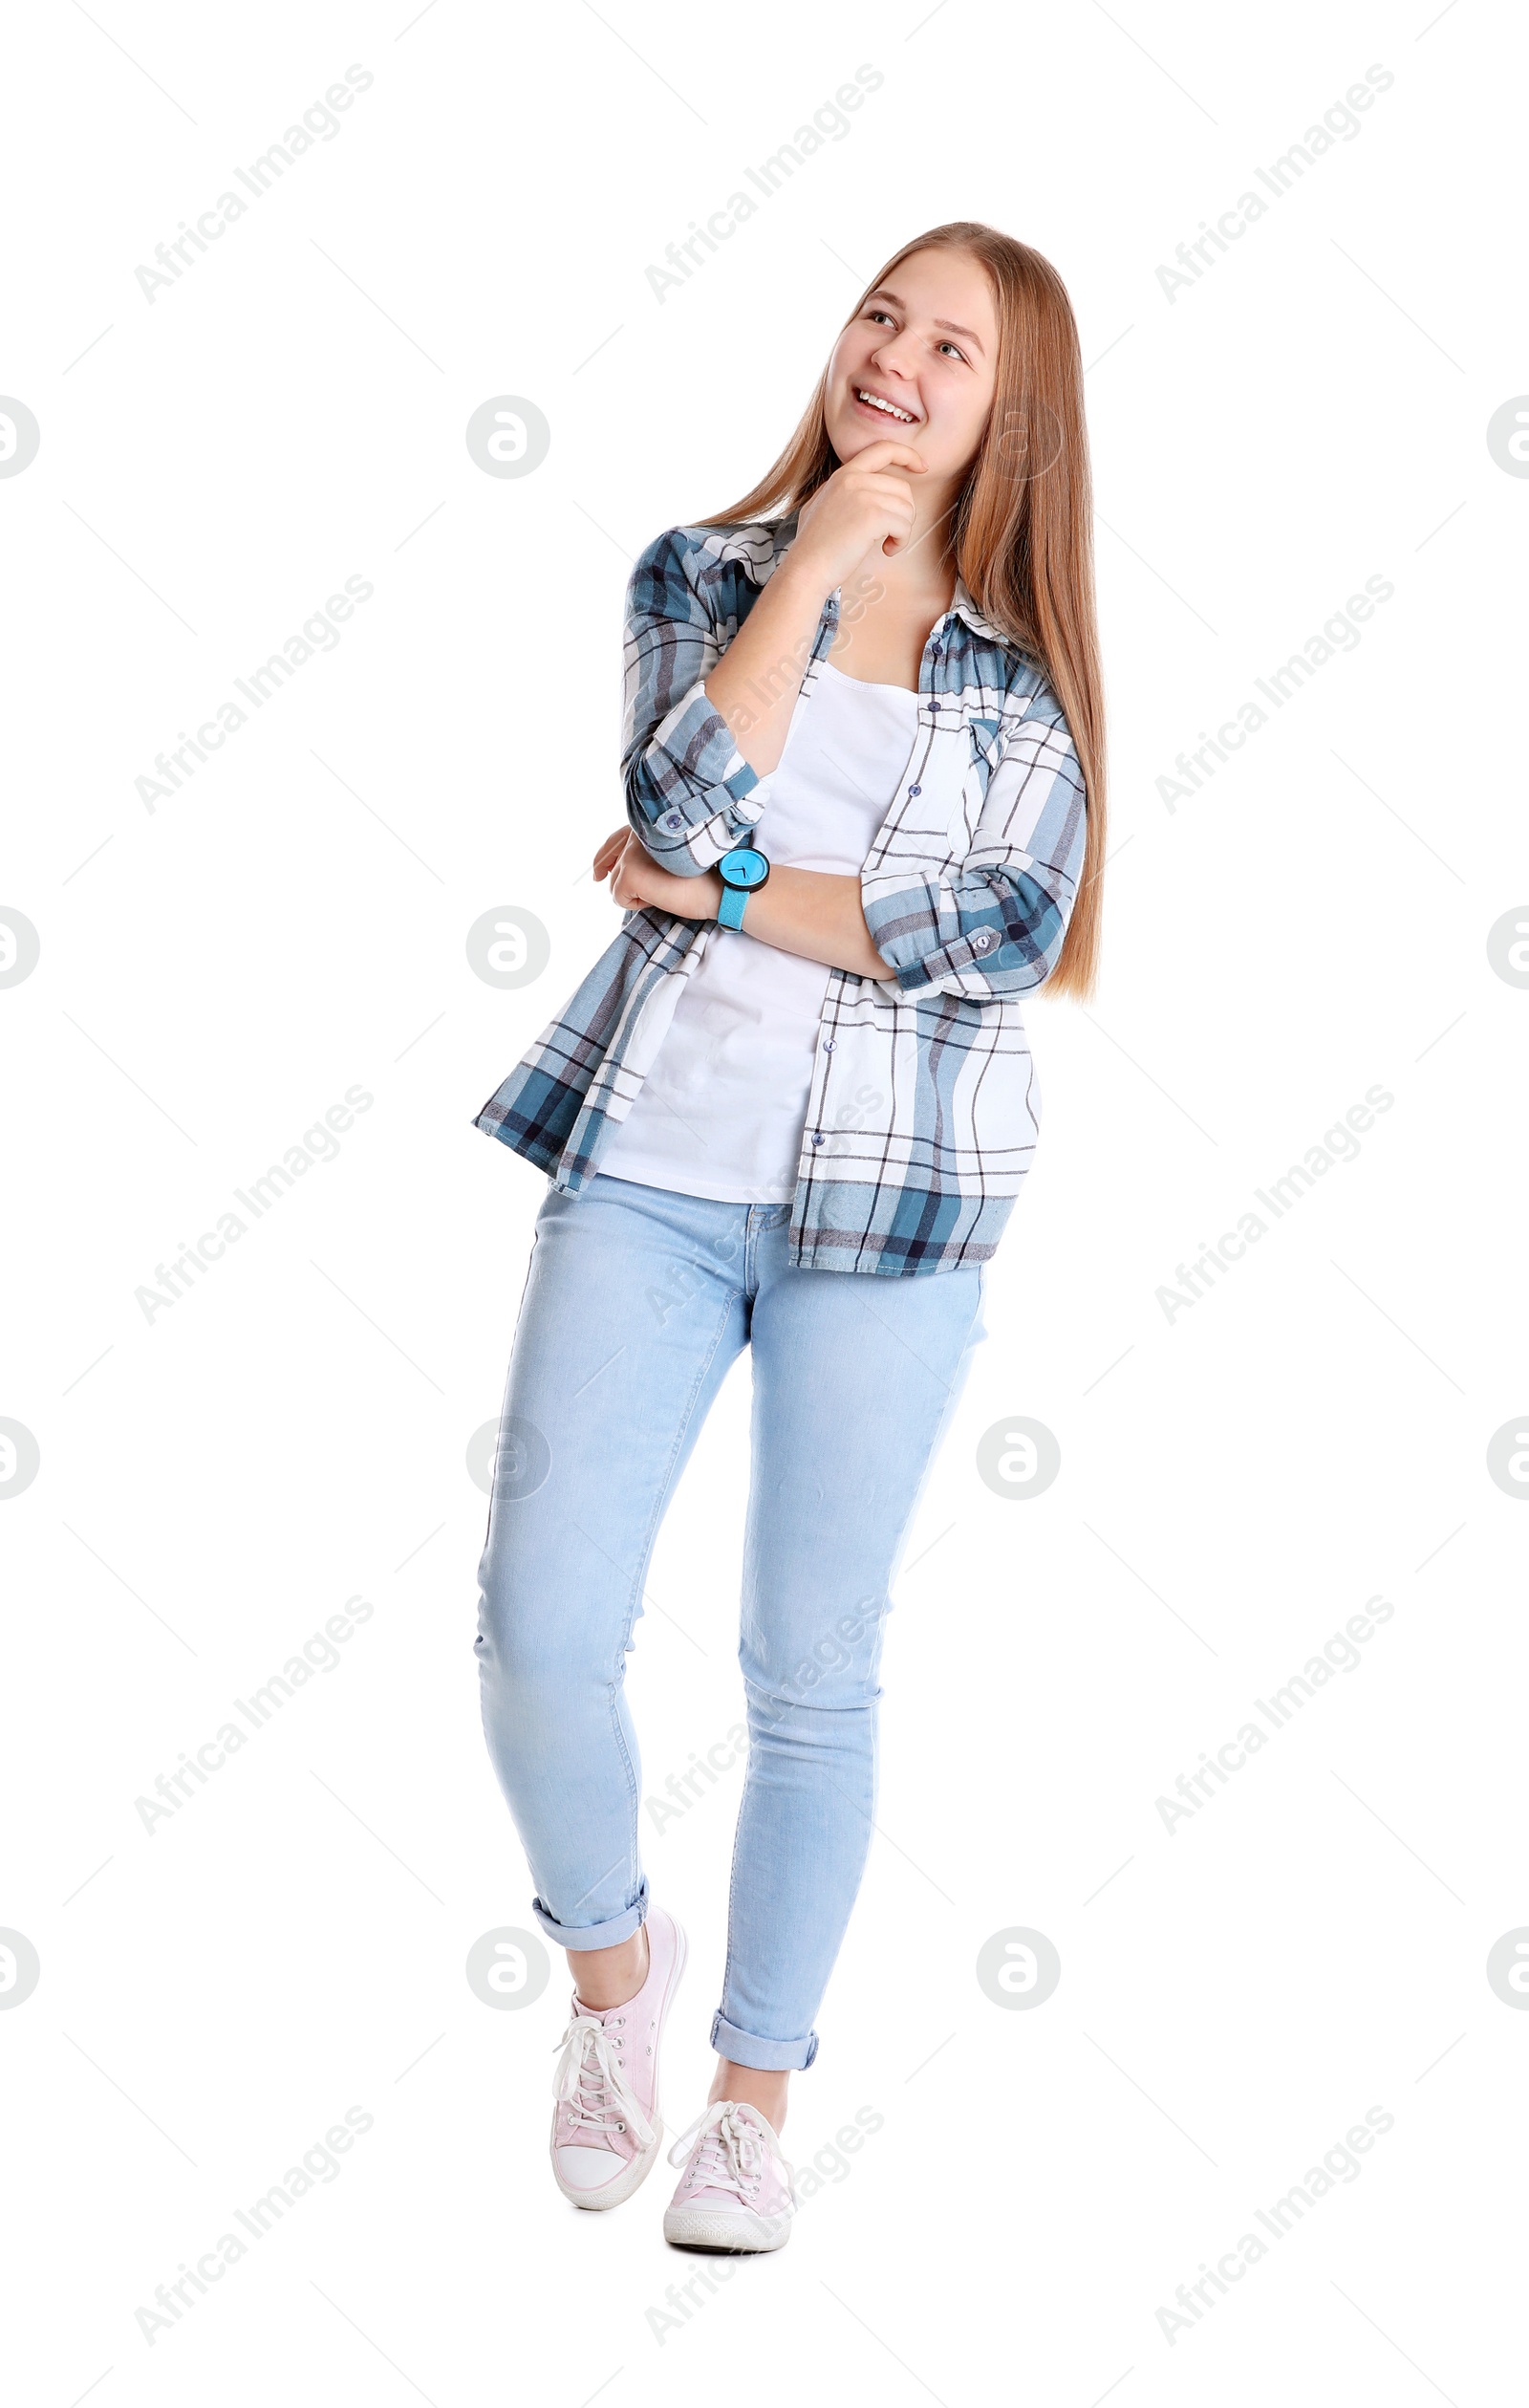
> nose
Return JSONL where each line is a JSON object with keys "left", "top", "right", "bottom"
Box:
{"left": 871, "top": 330, "right": 918, "bottom": 381}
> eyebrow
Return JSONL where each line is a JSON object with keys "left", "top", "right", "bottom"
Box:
{"left": 868, "top": 289, "right": 986, "bottom": 357}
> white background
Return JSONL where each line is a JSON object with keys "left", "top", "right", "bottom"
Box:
{"left": 3, "top": 1, "right": 1525, "bottom": 2399}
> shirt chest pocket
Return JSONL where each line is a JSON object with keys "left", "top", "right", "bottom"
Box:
{"left": 966, "top": 708, "right": 1032, "bottom": 791}
{"left": 941, "top": 714, "right": 1006, "bottom": 848}
{"left": 868, "top": 719, "right": 1006, "bottom": 865}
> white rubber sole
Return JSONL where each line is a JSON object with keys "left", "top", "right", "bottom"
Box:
{"left": 662, "top": 2202, "right": 794, "bottom": 2253}
{"left": 551, "top": 1916, "right": 689, "bottom": 2214}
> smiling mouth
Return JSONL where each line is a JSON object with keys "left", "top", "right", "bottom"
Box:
{"left": 853, "top": 387, "right": 918, "bottom": 425}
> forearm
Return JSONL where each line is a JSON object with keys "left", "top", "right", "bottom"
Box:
{"left": 689, "top": 861, "right": 894, "bottom": 980}
{"left": 701, "top": 556, "right": 832, "bottom": 778}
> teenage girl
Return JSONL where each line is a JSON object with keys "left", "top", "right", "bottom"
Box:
{"left": 473, "top": 219, "right": 1106, "bottom": 2250}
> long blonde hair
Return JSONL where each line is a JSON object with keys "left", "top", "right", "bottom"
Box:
{"left": 698, "top": 221, "right": 1105, "bottom": 1000}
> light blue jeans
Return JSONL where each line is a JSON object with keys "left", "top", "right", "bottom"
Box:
{"left": 474, "top": 1173, "right": 986, "bottom": 2070}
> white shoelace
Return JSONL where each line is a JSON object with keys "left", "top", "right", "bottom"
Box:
{"left": 550, "top": 2009, "right": 655, "bottom": 2148}
{"left": 667, "top": 2101, "right": 794, "bottom": 2203}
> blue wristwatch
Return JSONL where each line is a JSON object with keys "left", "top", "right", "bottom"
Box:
{"left": 716, "top": 843, "right": 770, "bottom": 930}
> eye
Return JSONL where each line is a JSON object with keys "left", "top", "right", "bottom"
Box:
{"left": 866, "top": 308, "right": 895, "bottom": 327}
{"left": 937, "top": 339, "right": 968, "bottom": 362}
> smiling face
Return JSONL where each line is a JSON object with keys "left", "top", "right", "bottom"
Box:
{"left": 823, "top": 247, "right": 1001, "bottom": 493}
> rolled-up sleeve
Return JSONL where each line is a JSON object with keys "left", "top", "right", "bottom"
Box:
{"left": 861, "top": 689, "right": 1088, "bottom": 1001}
{"left": 619, "top": 528, "right": 765, "bottom": 875}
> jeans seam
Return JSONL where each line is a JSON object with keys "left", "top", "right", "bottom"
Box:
{"left": 882, "top": 1280, "right": 987, "bottom": 1594}
{"left": 478, "top": 1219, "right": 547, "bottom": 1565}
{"left": 718, "top": 1768, "right": 744, "bottom": 2058}
{"left": 607, "top": 1285, "right": 741, "bottom": 1913}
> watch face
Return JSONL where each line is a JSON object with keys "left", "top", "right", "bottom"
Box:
{"left": 719, "top": 847, "right": 769, "bottom": 890}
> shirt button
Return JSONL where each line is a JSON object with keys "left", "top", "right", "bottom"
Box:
{"left": 664, "top": 813, "right": 683, "bottom": 829}
{"left": 810, "top": 1131, "right": 825, "bottom": 1147}
{"left": 823, "top": 1037, "right": 835, "bottom": 1052}
{"left": 909, "top": 784, "right": 921, "bottom": 796}
{"left": 974, "top": 931, "right": 993, "bottom": 950}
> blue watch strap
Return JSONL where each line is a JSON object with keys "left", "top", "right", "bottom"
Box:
{"left": 716, "top": 842, "right": 768, "bottom": 930}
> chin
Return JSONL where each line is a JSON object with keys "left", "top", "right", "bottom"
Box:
{"left": 829, "top": 412, "right": 899, "bottom": 466}
{"left": 824, "top": 403, "right": 864, "bottom": 455}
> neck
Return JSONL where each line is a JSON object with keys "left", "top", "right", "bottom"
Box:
{"left": 896, "top": 473, "right": 963, "bottom": 596}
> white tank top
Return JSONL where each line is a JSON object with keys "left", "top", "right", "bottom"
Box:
{"left": 599, "top": 660, "right": 919, "bottom": 1204}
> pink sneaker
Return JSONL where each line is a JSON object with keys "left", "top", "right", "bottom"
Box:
{"left": 549, "top": 1903, "right": 687, "bottom": 2210}
{"left": 662, "top": 2099, "right": 797, "bottom": 2251}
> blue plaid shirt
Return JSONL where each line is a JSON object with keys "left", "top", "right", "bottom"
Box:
{"left": 473, "top": 516, "right": 1088, "bottom": 1275}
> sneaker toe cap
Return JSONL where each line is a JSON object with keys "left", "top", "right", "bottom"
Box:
{"left": 555, "top": 2144, "right": 626, "bottom": 2192}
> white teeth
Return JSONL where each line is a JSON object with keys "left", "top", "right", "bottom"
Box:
{"left": 857, "top": 389, "right": 915, "bottom": 423}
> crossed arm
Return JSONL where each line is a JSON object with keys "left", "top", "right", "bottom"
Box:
{"left": 595, "top": 825, "right": 894, "bottom": 979}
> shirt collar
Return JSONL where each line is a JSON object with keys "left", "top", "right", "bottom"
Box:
{"left": 948, "top": 578, "right": 1007, "bottom": 643}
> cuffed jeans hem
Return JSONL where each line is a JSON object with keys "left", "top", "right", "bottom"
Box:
{"left": 531, "top": 1875, "right": 648, "bottom": 1954}
{"left": 710, "top": 2009, "right": 819, "bottom": 2071}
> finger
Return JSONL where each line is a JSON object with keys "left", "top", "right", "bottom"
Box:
{"left": 869, "top": 488, "right": 918, "bottom": 524}
{"left": 849, "top": 438, "right": 927, "bottom": 472}
{"left": 855, "top": 477, "right": 921, "bottom": 519}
